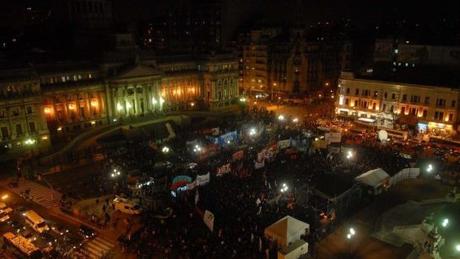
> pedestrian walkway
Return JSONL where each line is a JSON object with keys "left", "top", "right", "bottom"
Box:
{"left": 81, "top": 236, "right": 115, "bottom": 259}
{"left": 0, "top": 177, "right": 62, "bottom": 209}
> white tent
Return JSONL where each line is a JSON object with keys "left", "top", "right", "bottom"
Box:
{"left": 264, "top": 215, "right": 309, "bottom": 248}
{"left": 355, "top": 168, "right": 391, "bottom": 195}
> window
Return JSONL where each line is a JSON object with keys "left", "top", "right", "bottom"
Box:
{"left": 355, "top": 89, "right": 359, "bottom": 95}
{"left": 402, "top": 94, "right": 407, "bottom": 102}
{"left": 424, "top": 97, "right": 430, "bottom": 105}
{"left": 345, "top": 99, "right": 349, "bottom": 105}
{"left": 384, "top": 92, "right": 387, "bottom": 99}
{"left": 449, "top": 113, "right": 453, "bottom": 122}
{"left": 372, "top": 103, "right": 376, "bottom": 110}
{"left": 392, "top": 93, "right": 396, "bottom": 100}
{"left": 1, "top": 127, "right": 8, "bottom": 139}
{"left": 451, "top": 100, "right": 456, "bottom": 108}
{"left": 29, "top": 122, "right": 36, "bottom": 133}
{"left": 436, "top": 98, "right": 446, "bottom": 107}
{"left": 410, "top": 108, "right": 416, "bottom": 115}
{"left": 373, "top": 91, "right": 378, "bottom": 97}
{"left": 16, "top": 124, "right": 23, "bottom": 136}
{"left": 26, "top": 106, "right": 32, "bottom": 114}
{"left": 401, "top": 107, "right": 406, "bottom": 114}
{"left": 382, "top": 104, "right": 386, "bottom": 111}
{"left": 346, "top": 88, "right": 350, "bottom": 94}
{"left": 434, "top": 111, "right": 444, "bottom": 120}
{"left": 410, "top": 95, "right": 420, "bottom": 103}
{"left": 423, "top": 110, "right": 427, "bottom": 118}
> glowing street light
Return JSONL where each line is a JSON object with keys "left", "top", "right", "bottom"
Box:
{"left": 280, "top": 183, "right": 289, "bottom": 193}
{"left": 455, "top": 243, "right": 460, "bottom": 252}
{"left": 111, "top": 168, "right": 121, "bottom": 178}
{"left": 248, "top": 128, "right": 257, "bottom": 136}
{"left": 292, "top": 117, "right": 299, "bottom": 123}
{"left": 239, "top": 97, "right": 247, "bottom": 103}
{"left": 349, "top": 228, "right": 356, "bottom": 236}
{"left": 162, "top": 146, "right": 170, "bottom": 154}
{"left": 24, "top": 138, "right": 36, "bottom": 145}
{"left": 278, "top": 115, "right": 285, "bottom": 121}
{"left": 1, "top": 194, "right": 9, "bottom": 200}
{"left": 426, "top": 164, "right": 433, "bottom": 173}
{"left": 346, "top": 150, "right": 354, "bottom": 159}
{"left": 193, "top": 144, "right": 202, "bottom": 153}
{"left": 441, "top": 218, "right": 449, "bottom": 228}
{"left": 346, "top": 227, "right": 356, "bottom": 240}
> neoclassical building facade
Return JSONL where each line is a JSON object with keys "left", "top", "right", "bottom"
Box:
{"left": 0, "top": 53, "right": 239, "bottom": 149}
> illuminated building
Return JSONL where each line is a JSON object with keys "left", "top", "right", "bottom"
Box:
{"left": 0, "top": 53, "right": 238, "bottom": 146}
{"left": 336, "top": 72, "right": 460, "bottom": 136}
{"left": 240, "top": 27, "right": 350, "bottom": 97}
{"left": 0, "top": 67, "right": 50, "bottom": 148}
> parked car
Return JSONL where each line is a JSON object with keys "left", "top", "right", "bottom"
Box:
{"left": 0, "top": 202, "right": 13, "bottom": 214}
{"left": 0, "top": 210, "right": 10, "bottom": 222}
{"left": 113, "top": 197, "right": 142, "bottom": 215}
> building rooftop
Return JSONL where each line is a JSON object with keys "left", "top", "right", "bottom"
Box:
{"left": 354, "top": 65, "right": 460, "bottom": 89}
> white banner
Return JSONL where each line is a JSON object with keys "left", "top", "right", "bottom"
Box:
{"left": 203, "top": 210, "right": 215, "bottom": 232}
{"left": 217, "top": 163, "right": 231, "bottom": 177}
{"left": 254, "top": 160, "right": 265, "bottom": 169}
{"left": 325, "top": 132, "right": 341, "bottom": 144}
{"left": 196, "top": 172, "right": 210, "bottom": 186}
{"left": 257, "top": 149, "right": 266, "bottom": 162}
{"left": 277, "top": 139, "right": 291, "bottom": 150}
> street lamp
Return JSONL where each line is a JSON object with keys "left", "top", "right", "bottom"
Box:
{"left": 426, "top": 164, "right": 434, "bottom": 173}
{"left": 346, "top": 227, "right": 357, "bottom": 255}
{"left": 346, "top": 150, "right": 354, "bottom": 159}
{"left": 278, "top": 115, "right": 285, "bottom": 121}
{"left": 111, "top": 168, "right": 121, "bottom": 178}
{"left": 1, "top": 194, "right": 8, "bottom": 201}
{"left": 441, "top": 218, "right": 449, "bottom": 228}
{"left": 292, "top": 117, "right": 299, "bottom": 123}
{"left": 248, "top": 128, "right": 257, "bottom": 137}
{"left": 193, "top": 144, "right": 202, "bottom": 153}
{"left": 162, "top": 146, "right": 170, "bottom": 154}
{"left": 349, "top": 228, "right": 356, "bottom": 236}
{"left": 239, "top": 97, "right": 247, "bottom": 103}
{"left": 24, "top": 138, "right": 36, "bottom": 145}
{"left": 455, "top": 243, "right": 460, "bottom": 252}
{"left": 280, "top": 183, "right": 289, "bottom": 193}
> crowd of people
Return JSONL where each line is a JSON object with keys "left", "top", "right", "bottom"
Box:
{"left": 98, "top": 106, "right": 431, "bottom": 258}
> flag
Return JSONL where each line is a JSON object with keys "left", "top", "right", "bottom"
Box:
{"left": 195, "top": 190, "right": 199, "bottom": 205}
{"left": 203, "top": 210, "right": 215, "bottom": 232}
{"left": 196, "top": 172, "right": 210, "bottom": 186}
{"left": 232, "top": 150, "right": 244, "bottom": 161}
{"left": 254, "top": 159, "right": 265, "bottom": 169}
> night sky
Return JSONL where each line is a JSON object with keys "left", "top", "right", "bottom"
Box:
{"left": 1, "top": 0, "right": 459, "bottom": 30}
